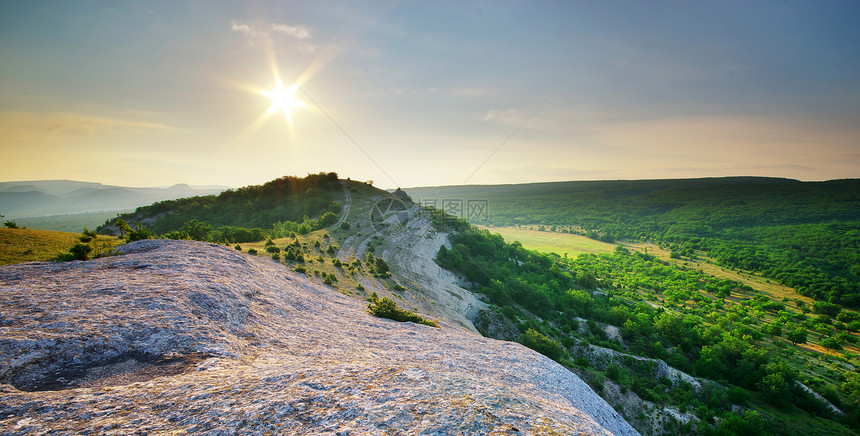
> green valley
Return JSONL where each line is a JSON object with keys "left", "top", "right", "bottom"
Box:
{"left": 7, "top": 174, "right": 858, "bottom": 435}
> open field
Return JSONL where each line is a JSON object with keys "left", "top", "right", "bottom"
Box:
{"left": 0, "top": 228, "right": 122, "bottom": 265}
{"left": 479, "top": 226, "right": 616, "bottom": 257}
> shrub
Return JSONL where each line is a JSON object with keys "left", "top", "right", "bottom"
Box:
{"left": 821, "top": 337, "right": 842, "bottom": 350}
{"left": 247, "top": 248, "right": 258, "bottom": 255}
{"left": 606, "top": 364, "right": 621, "bottom": 381}
{"left": 235, "top": 244, "right": 242, "bottom": 250}
{"left": 340, "top": 221, "right": 351, "bottom": 230}
{"left": 271, "top": 253, "right": 280, "bottom": 261}
{"left": 520, "top": 328, "right": 564, "bottom": 361}
{"left": 367, "top": 294, "right": 438, "bottom": 327}
{"left": 55, "top": 243, "right": 93, "bottom": 261}
{"left": 3, "top": 220, "right": 19, "bottom": 229}
{"left": 266, "top": 245, "right": 280, "bottom": 253}
{"left": 126, "top": 223, "right": 152, "bottom": 242}
{"left": 294, "top": 265, "right": 306, "bottom": 274}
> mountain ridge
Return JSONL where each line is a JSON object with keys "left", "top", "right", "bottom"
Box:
{"left": 0, "top": 239, "right": 637, "bottom": 435}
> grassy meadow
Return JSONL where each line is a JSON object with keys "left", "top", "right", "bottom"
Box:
{"left": 0, "top": 228, "right": 122, "bottom": 265}
{"left": 480, "top": 225, "right": 616, "bottom": 257}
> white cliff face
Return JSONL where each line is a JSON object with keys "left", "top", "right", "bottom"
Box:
{"left": 0, "top": 240, "right": 638, "bottom": 435}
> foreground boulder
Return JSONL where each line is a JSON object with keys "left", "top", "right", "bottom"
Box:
{"left": 0, "top": 240, "right": 637, "bottom": 435}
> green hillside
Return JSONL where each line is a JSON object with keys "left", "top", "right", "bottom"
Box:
{"left": 99, "top": 173, "right": 349, "bottom": 240}
{"left": 0, "top": 228, "right": 121, "bottom": 265}
{"left": 436, "top": 223, "right": 860, "bottom": 435}
{"left": 410, "top": 178, "right": 860, "bottom": 307}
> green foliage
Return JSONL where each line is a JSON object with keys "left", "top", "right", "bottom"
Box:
{"left": 340, "top": 221, "right": 351, "bottom": 230}
{"left": 3, "top": 220, "right": 19, "bottom": 229}
{"left": 813, "top": 301, "right": 842, "bottom": 317}
{"left": 713, "top": 410, "right": 766, "bottom": 436}
{"left": 65, "top": 243, "right": 92, "bottom": 261}
{"left": 247, "top": 248, "right": 258, "bottom": 255}
{"left": 367, "top": 294, "right": 438, "bottom": 327}
{"left": 125, "top": 223, "right": 151, "bottom": 242}
{"left": 434, "top": 224, "right": 860, "bottom": 430}
{"left": 520, "top": 328, "right": 564, "bottom": 361}
{"left": 318, "top": 211, "right": 338, "bottom": 228}
{"left": 182, "top": 219, "right": 213, "bottom": 241}
{"left": 413, "top": 178, "right": 860, "bottom": 306}
{"left": 821, "top": 337, "right": 842, "bottom": 350}
{"left": 115, "top": 218, "right": 132, "bottom": 236}
{"left": 787, "top": 327, "right": 808, "bottom": 344}
{"left": 102, "top": 173, "right": 342, "bottom": 236}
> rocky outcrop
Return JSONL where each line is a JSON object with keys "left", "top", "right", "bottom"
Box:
{"left": 0, "top": 240, "right": 637, "bottom": 435}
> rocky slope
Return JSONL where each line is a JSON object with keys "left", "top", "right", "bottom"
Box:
{"left": 0, "top": 240, "right": 637, "bottom": 435}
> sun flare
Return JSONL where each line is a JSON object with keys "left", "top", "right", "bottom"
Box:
{"left": 260, "top": 81, "right": 307, "bottom": 123}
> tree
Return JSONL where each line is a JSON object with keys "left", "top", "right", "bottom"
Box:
{"left": 520, "top": 328, "right": 564, "bottom": 361}
{"left": 115, "top": 218, "right": 133, "bottom": 237}
{"left": 761, "top": 322, "right": 782, "bottom": 337}
{"left": 318, "top": 211, "right": 338, "bottom": 228}
{"left": 182, "top": 219, "right": 213, "bottom": 241}
{"left": 3, "top": 220, "right": 18, "bottom": 229}
{"left": 787, "top": 326, "right": 808, "bottom": 344}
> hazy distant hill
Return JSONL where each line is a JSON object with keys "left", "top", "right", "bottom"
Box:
{"left": 0, "top": 180, "right": 228, "bottom": 218}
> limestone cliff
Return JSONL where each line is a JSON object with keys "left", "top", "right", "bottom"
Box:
{"left": 0, "top": 240, "right": 637, "bottom": 435}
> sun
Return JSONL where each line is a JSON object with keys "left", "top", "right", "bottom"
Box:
{"left": 260, "top": 81, "right": 307, "bottom": 123}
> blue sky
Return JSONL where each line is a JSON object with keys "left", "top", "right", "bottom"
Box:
{"left": 1, "top": 1, "right": 858, "bottom": 188}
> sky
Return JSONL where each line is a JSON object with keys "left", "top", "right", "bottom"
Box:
{"left": 1, "top": 0, "right": 859, "bottom": 189}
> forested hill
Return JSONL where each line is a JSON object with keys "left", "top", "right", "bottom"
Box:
{"left": 99, "top": 172, "right": 345, "bottom": 237}
{"left": 409, "top": 177, "right": 860, "bottom": 306}
{"left": 408, "top": 177, "right": 860, "bottom": 232}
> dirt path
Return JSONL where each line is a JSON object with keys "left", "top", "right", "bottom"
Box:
{"left": 334, "top": 180, "right": 351, "bottom": 228}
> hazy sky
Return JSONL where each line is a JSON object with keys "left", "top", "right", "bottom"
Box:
{"left": 1, "top": 1, "right": 859, "bottom": 188}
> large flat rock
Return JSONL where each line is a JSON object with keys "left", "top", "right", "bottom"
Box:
{"left": 0, "top": 239, "right": 637, "bottom": 435}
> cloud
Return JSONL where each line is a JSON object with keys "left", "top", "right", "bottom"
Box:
{"left": 270, "top": 24, "right": 311, "bottom": 39}
{"left": 231, "top": 21, "right": 315, "bottom": 52}
{"left": 0, "top": 112, "right": 175, "bottom": 144}
{"left": 451, "top": 87, "right": 498, "bottom": 98}
{"left": 3, "top": 111, "right": 173, "bottom": 133}
{"left": 483, "top": 106, "right": 610, "bottom": 133}
{"left": 231, "top": 23, "right": 253, "bottom": 35}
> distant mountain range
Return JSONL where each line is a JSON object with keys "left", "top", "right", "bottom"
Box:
{"left": 0, "top": 180, "right": 229, "bottom": 218}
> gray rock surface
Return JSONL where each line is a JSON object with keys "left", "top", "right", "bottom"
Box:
{"left": 0, "top": 239, "right": 638, "bottom": 435}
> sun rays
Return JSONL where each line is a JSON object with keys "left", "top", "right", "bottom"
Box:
{"left": 259, "top": 79, "right": 307, "bottom": 124}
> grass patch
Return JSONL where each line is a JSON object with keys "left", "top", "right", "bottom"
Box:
{"left": 480, "top": 226, "right": 616, "bottom": 257}
{"left": 367, "top": 293, "right": 439, "bottom": 327}
{"left": 0, "top": 228, "right": 121, "bottom": 265}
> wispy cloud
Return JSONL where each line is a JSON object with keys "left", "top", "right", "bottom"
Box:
{"left": 270, "top": 24, "right": 311, "bottom": 40}
{"left": 483, "top": 106, "right": 609, "bottom": 133}
{"left": 450, "top": 87, "right": 498, "bottom": 98}
{"left": 231, "top": 21, "right": 315, "bottom": 53}
{"left": 230, "top": 22, "right": 253, "bottom": 35}
{"left": 0, "top": 112, "right": 175, "bottom": 136}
